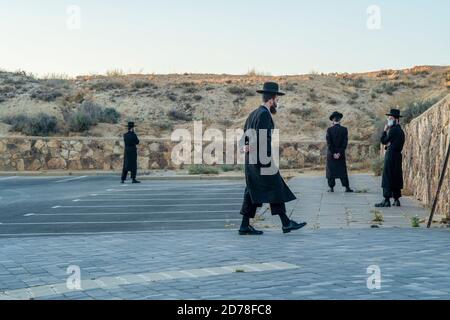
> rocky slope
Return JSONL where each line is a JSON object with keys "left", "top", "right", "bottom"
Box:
{"left": 0, "top": 66, "right": 448, "bottom": 141}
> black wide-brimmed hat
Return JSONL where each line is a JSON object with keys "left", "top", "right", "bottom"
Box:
{"left": 256, "top": 82, "right": 285, "bottom": 96}
{"left": 127, "top": 122, "right": 136, "bottom": 129}
{"left": 386, "top": 109, "right": 403, "bottom": 118}
{"left": 329, "top": 111, "right": 344, "bottom": 121}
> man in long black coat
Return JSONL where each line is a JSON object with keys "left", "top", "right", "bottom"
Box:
{"left": 121, "top": 122, "right": 141, "bottom": 184}
{"left": 375, "top": 109, "right": 405, "bottom": 207}
{"left": 238, "top": 82, "right": 307, "bottom": 235}
{"left": 326, "top": 111, "right": 354, "bottom": 193}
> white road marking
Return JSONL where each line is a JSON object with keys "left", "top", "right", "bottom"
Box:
{"left": 106, "top": 187, "right": 243, "bottom": 192}
{"left": 72, "top": 198, "right": 242, "bottom": 202}
{"left": 26, "top": 210, "right": 235, "bottom": 216}
{"left": 0, "top": 219, "right": 241, "bottom": 226}
{"left": 23, "top": 213, "right": 36, "bottom": 217}
{"left": 51, "top": 203, "right": 241, "bottom": 208}
{"left": 55, "top": 176, "right": 88, "bottom": 183}
{"left": 0, "top": 228, "right": 233, "bottom": 237}
{"left": 0, "top": 177, "right": 17, "bottom": 181}
{"left": 90, "top": 192, "right": 243, "bottom": 197}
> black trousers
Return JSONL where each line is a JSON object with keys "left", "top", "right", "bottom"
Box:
{"left": 240, "top": 190, "right": 286, "bottom": 218}
{"left": 328, "top": 177, "right": 350, "bottom": 188}
{"left": 121, "top": 167, "right": 137, "bottom": 181}
{"left": 383, "top": 188, "right": 401, "bottom": 200}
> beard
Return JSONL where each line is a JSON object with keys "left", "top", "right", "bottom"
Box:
{"left": 270, "top": 102, "right": 278, "bottom": 115}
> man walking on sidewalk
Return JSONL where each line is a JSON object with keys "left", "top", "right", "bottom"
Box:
{"left": 238, "top": 82, "right": 307, "bottom": 236}
{"left": 121, "top": 122, "right": 141, "bottom": 184}
{"left": 326, "top": 111, "right": 354, "bottom": 193}
{"left": 375, "top": 109, "right": 405, "bottom": 207}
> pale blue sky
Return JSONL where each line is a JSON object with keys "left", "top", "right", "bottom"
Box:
{"left": 0, "top": 0, "right": 449, "bottom": 76}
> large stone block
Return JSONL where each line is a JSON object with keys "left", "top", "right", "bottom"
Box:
{"left": 403, "top": 94, "right": 450, "bottom": 220}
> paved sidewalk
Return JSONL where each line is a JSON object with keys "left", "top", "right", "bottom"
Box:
{"left": 1, "top": 228, "right": 450, "bottom": 300}
{"left": 255, "top": 174, "right": 431, "bottom": 230}
{"left": 1, "top": 173, "right": 448, "bottom": 300}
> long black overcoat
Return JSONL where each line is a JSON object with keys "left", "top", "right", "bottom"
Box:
{"left": 326, "top": 124, "right": 349, "bottom": 179}
{"left": 241, "top": 106, "right": 297, "bottom": 204}
{"left": 380, "top": 124, "right": 405, "bottom": 189}
{"left": 123, "top": 131, "right": 140, "bottom": 172}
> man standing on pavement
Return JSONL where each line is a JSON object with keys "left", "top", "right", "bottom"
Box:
{"left": 121, "top": 121, "right": 141, "bottom": 184}
{"left": 375, "top": 109, "right": 405, "bottom": 207}
{"left": 326, "top": 111, "right": 354, "bottom": 193}
{"left": 238, "top": 82, "right": 307, "bottom": 235}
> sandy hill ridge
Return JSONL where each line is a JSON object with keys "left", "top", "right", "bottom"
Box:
{"left": 0, "top": 66, "right": 448, "bottom": 141}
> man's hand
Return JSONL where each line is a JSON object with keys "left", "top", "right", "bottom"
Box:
{"left": 333, "top": 153, "right": 341, "bottom": 160}
{"left": 384, "top": 125, "right": 389, "bottom": 131}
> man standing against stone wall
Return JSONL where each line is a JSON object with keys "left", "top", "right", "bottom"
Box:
{"left": 375, "top": 109, "right": 405, "bottom": 207}
{"left": 121, "top": 122, "right": 141, "bottom": 184}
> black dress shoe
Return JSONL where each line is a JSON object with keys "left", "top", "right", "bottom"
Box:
{"left": 393, "top": 200, "right": 401, "bottom": 207}
{"left": 132, "top": 179, "right": 141, "bottom": 184}
{"left": 282, "top": 221, "right": 307, "bottom": 234}
{"left": 375, "top": 200, "right": 391, "bottom": 208}
{"left": 345, "top": 188, "right": 354, "bottom": 193}
{"left": 328, "top": 188, "right": 334, "bottom": 193}
{"left": 121, "top": 180, "right": 125, "bottom": 184}
{"left": 239, "top": 226, "right": 264, "bottom": 236}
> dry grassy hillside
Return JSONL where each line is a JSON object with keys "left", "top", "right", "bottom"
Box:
{"left": 0, "top": 66, "right": 448, "bottom": 141}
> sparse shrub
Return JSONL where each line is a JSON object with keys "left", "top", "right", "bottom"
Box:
{"left": 371, "top": 157, "right": 384, "bottom": 176}
{"left": 327, "top": 97, "right": 338, "bottom": 105}
{"left": 193, "top": 94, "right": 203, "bottom": 101}
{"left": 167, "top": 108, "right": 192, "bottom": 121}
{"left": 69, "top": 112, "right": 94, "bottom": 132}
{"left": 131, "top": 80, "right": 157, "bottom": 90}
{"left": 307, "top": 89, "right": 319, "bottom": 102}
{"left": 105, "top": 69, "right": 124, "bottom": 77}
{"left": 3, "top": 113, "right": 59, "bottom": 136}
{"left": 402, "top": 97, "right": 440, "bottom": 124}
{"left": 64, "top": 90, "right": 86, "bottom": 104}
{"left": 166, "top": 92, "right": 178, "bottom": 101}
{"left": 154, "top": 121, "right": 174, "bottom": 131}
{"left": 375, "top": 82, "right": 399, "bottom": 95}
{"left": 411, "top": 215, "right": 421, "bottom": 228}
{"left": 220, "top": 164, "right": 237, "bottom": 172}
{"left": 68, "top": 101, "right": 121, "bottom": 132}
{"left": 284, "top": 83, "right": 297, "bottom": 91}
{"left": 227, "top": 86, "right": 255, "bottom": 97}
{"left": 89, "top": 80, "right": 125, "bottom": 91}
{"left": 370, "top": 119, "right": 386, "bottom": 151}
{"left": 188, "top": 165, "right": 219, "bottom": 175}
{"left": 348, "top": 77, "right": 366, "bottom": 88}
{"left": 349, "top": 92, "right": 359, "bottom": 100}
{"left": 291, "top": 107, "right": 314, "bottom": 117}
{"left": 100, "top": 107, "right": 121, "bottom": 124}
{"left": 30, "top": 87, "right": 63, "bottom": 102}
{"left": 317, "top": 120, "right": 329, "bottom": 129}
{"left": 372, "top": 210, "right": 384, "bottom": 223}
{"left": 184, "top": 87, "right": 199, "bottom": 94}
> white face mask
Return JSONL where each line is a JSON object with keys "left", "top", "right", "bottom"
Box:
{"left": 388, "top": 119, "right": 395, "bottom": 126}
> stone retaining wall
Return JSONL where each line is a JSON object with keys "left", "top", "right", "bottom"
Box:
{"left": 0, "top": 136, "right": 371, "bottom": 171}
{"left": 403, "top": 95, "right": 450, "bottom": 220}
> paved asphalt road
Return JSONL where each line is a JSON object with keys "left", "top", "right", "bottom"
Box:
{"left": 0, "top": 176, "right": 252, "bottom": 237}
